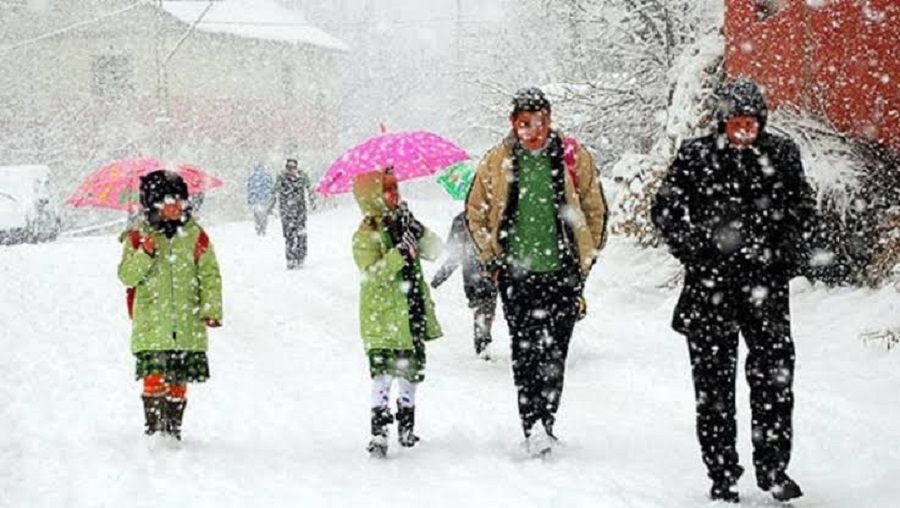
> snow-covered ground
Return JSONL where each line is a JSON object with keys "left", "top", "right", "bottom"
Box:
{"left": 1, "top": 200, "right": 899, "bottom": 507}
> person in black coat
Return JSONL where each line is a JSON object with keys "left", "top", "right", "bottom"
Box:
{"left": 269, "top": 158, "right": 311, "bottom": 269}
{"left": 431, "top": 211, "right": 498, "bottom": 359}
{"left": 651, "top": 77, "right": 815, "bottom": 503}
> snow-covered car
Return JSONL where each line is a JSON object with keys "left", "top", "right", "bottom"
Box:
{"left": 0, "top": 165, "right": 61, "bottom": 245}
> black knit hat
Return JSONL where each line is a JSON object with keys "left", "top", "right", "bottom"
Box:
{"left": 139, "top": 170, "right": 188, "bottom": 211}
{"left": 510, "top": 87, "right": 551, "bottom": 117}
{"left": 715, "top": 77, "right": 769, "bottom": 131}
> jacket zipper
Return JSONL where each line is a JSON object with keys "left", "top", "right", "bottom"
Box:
{"left": 168, "top": 237, "right": 178, "bottom": 342}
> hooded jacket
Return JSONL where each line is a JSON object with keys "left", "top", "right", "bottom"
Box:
{"left": 650, "top": 78, "right": 817, "bottom": 333}
{"left": 118, "top": 219, "right": 223, "bottom": 353}
{"left": 351, "top": 171, "right": 443, "bottom": 351}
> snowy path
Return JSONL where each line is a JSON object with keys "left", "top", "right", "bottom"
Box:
{"left": 2, "top": 201, "right": 899, "bottom": 507}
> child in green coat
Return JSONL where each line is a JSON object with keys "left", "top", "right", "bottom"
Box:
{"left": 351, "top": 168, "right": 442, "bottom": 457}
{"left": 118, "top": 170, "right": 223, "bottom": 440}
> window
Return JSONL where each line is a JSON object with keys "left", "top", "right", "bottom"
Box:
{"left": 91, "top": 54, "right": 134, "bottom": 98}
{"left": 755, "top": 0, "right": 786, "bottom": 21}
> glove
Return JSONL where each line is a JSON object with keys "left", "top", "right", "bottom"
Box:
{"left": 482, "top": 257, "right": 504, "bottom": 282}
{"left": 204, "top": 318, "right": 221, "bottom": 328}
{"left": 140, "top": 235, "right": 155, "bottom": 256}
{"left": 398, "top": 230, "right": 418, "bottom": 259}
{"left": 576, "top": 295, "right": 587, "bottom": 321}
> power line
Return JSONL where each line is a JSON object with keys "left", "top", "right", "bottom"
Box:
{"left": 0, "top": 2, "right": 142, "bottom": 55}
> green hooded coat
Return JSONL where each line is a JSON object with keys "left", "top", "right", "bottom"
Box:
{"left": 118, "top": 220, "right": 223, "bottom": 353}
{"left": 352, "top": 172, "right": 443, "bottom": 351}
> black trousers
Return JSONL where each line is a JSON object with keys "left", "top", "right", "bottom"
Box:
{"left": 684, "top": 277, "right": 796, "bottom": 482}
{"left": 499, "top": 268, "right": 579, "bottom": 437}
{"left": 470, "top": 295, "right": 497, "bottom": 354}
{"left": 282, "top": 216, "right": 307, "bottom": 265}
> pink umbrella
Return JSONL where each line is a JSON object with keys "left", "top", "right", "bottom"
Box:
{"left": 67, "top": 157, "right": 165, "bottom": 211}
{"left": 175, "top": 164, "right": 224, "bottom": 194}
{"left": 67, "top": 157, "right": 223, "bottom": 211}
{"left": 316, "top": 130, "right": 469, "bottom": 195}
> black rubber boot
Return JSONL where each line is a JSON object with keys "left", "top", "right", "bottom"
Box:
{"left": 396, "top": 403, "right": 420, "bottom": 447}
{"left": 164, "top": 398, "right": 187, "bottom": 441}
{"left": 141, "top": 395, "right": 165, "bottom": 436}
{"left": 367, "top": 407, "right": 393, "bottom": 457}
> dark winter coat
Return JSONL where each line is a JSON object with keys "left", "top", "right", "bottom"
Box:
{"left": 270, "top": 170, "right": 310, "bottom": 223}
{"left": 431, "top": 212, "right": 496, "bottom": 302}
{"left": 651, "top": 82, "right": 816, "bottom": 335}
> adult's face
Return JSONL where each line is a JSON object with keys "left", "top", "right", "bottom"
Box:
{"left": 725, "top": 115, "right": 759, "bottom": 149}
{"left": 511, "top": 111, "right": 551, "bottom": 151}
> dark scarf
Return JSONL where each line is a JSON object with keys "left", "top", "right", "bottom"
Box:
{"left": 147, "top": 209, "right": 189, "bottom": 239}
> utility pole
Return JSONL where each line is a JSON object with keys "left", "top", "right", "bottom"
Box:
{"left": 154, "top": 0, "right": 170, "bottom": 159}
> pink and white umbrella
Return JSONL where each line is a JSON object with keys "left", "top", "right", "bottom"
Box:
{"left": 67, "top": 157, "right": 223, "bottom": 211}
{"left": 316, "top": 130, "right": 469, "bottom": 195}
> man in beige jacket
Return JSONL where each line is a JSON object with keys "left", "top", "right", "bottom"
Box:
{"left": 466, "top": 87, "right": 608, "bottom": 455}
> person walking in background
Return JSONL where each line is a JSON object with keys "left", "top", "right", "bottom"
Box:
{"left": 118, "top": 170, "right": 223, "bottom": 441}
{"left": 351, "top": 167, "right": 443, "bottom": 458}
{"left": 651, "top": 77, "right": 815, "bottom": 503}
{"left": 270, "top": 158, "right": 311, "bottom": 269}
{"left": 246, "top": 162, "right": 274, "bottom": 236}
{"left": 466, "top": 87, "right": 608, "bottom": 456}
{"left": 431, "top": 211, "right": 498, "bottom": 360}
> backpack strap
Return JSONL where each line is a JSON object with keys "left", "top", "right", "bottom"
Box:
{"left": 563, "top": 137, "right": 579, "bottom": 187}
{"left": 194, "top": 228, "right": 210, "bottom": 264}
{"left": 127, "top": 230, "right": 141, "bottom": 249}
{"left": 126, "top": 230, "right": 141, "bottom": 319}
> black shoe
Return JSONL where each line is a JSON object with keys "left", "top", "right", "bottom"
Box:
{"left": 709, "top": 478, "right": 740, "bottom": 503}
{"left": 396, "top": 403, "right": 420, "bottom": 447}
{"left": 164, "top": 398, "right": 187, "bottom": 441}
{"left": 709, "top": 466, "right": 743, "bottom": 503}
{"left": 141, "top": 395, "right": 165, "bottom": 435}
{"left": 758, "top": 471, "right": 803, "bottom": 502}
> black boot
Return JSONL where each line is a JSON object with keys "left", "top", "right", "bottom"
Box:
{"left": 367, "top": 406, "right": 393, "bottom": 457}
{"left": 396, "top": 403, "right": 420, "bottom": 447}
{"left": 141, "top": 395, "right": 165, "bottom": 435}
{"left": 164, "top": 398, "right": 187, "bottom": 440}
{"left": 709, "top": 478, "right": 740, "bottom": 503}
{"left": 709, "top": 467, "right": 743, "bottom": 503}
{"left": 758, "top": 471, "right": 803, "bottom": 502}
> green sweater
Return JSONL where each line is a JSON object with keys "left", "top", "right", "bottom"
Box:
{"left": 508, "top": 150, "right": 561, "bottom": 273}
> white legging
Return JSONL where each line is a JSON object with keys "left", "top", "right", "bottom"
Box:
{"left": 371, "top": 375, "right": 417, "bottom": 409}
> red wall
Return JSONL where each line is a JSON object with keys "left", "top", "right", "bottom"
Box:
{"left": 725, "top": 0, "right": 900, "bottom": 154}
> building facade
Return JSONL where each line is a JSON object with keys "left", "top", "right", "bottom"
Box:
{"left": 725, "top": 0, "right": 899, "bottom": 154}
{"left": 0, "top": 0, "right": 347, "bottom": 223}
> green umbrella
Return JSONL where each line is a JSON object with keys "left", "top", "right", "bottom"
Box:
{"left": 436, "top": 160, "right": 476, "bottom": 201}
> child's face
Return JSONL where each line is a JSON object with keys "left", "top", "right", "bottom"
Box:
{"left": 383, "top": 184, "right": 399, "bottom": 211}
{"left": 158, "top": 197, "right": 184, "bottom": 221}
{"left": 382, "top": 172, "right": 399, "bottom": 211}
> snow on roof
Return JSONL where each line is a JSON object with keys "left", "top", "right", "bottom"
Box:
{"left": 159, "top": 0, "right": 349, "bottom": 52}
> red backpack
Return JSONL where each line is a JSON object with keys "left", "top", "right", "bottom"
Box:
{"left": 125, "top": 229, "right": 210, "bottom": 319}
